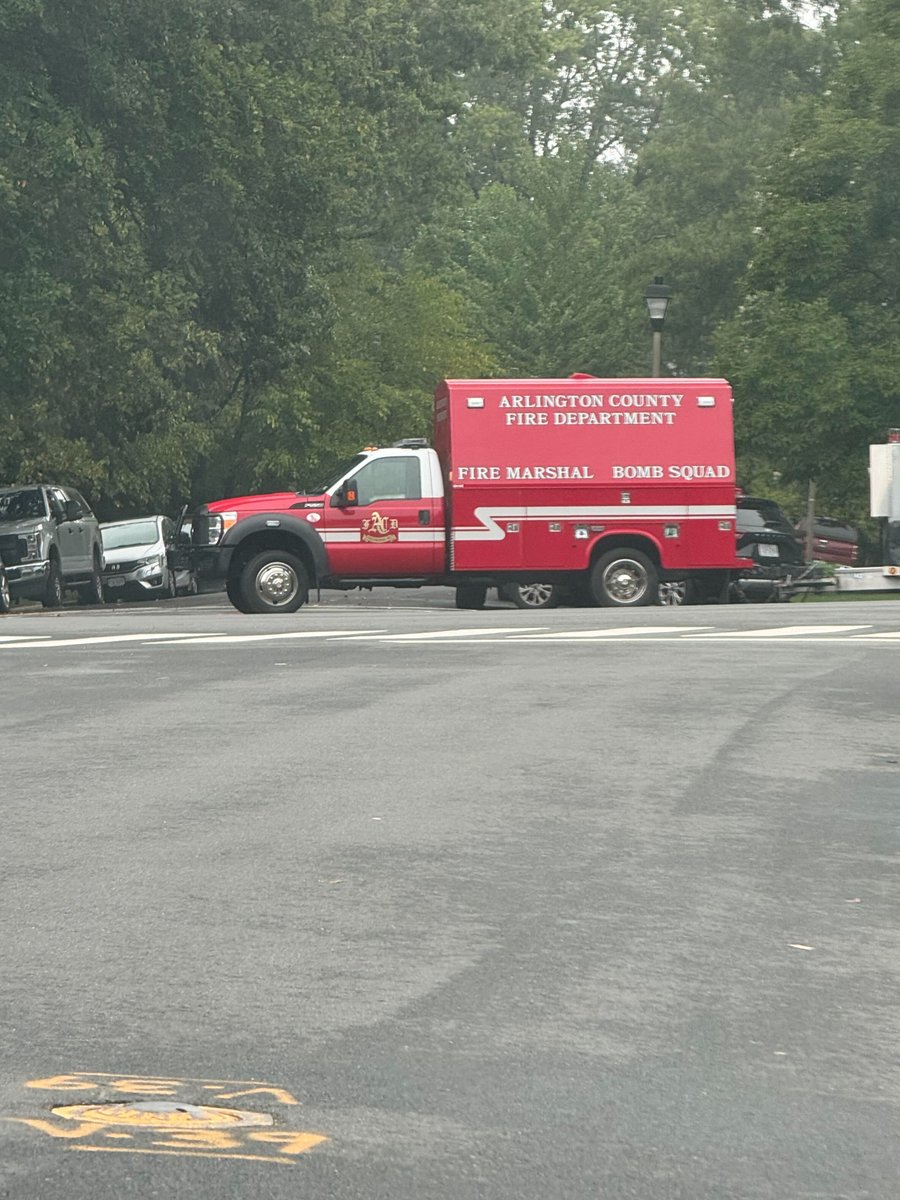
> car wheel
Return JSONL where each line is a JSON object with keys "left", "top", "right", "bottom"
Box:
{"left": 455, "top": 583, "right": 487, "bottom": 609}
{"left": 42, "top": 556, "right": 64, "bottom": 608}
{"left": 506, "top": 582, "right": 561, "bottom": 610}
{"left": 0, "top": 568, "right": 10, "bottom": 613}
{"left": 238, "top": 551, "right": 309, "bottom": 614}
{"left": 77, "top": 553, "right": 105, "bottom": 605}
{"left": 162, "top": 569, "right": 177, "bottom": 600}
{"left": 657, "top": 579, "right": 694, "bottom": 607}
{"left": 590, "top": 549, "right": 657, "bottom": 607}
{"left": 226, "top": 576, "right": 252, "bottom": 613}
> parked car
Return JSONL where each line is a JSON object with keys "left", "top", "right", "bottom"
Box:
{"left": 101, "top": 515, "right": 197, "bottom": 601}
{"left": 795, "top": 516, "right": 861, "bottom": 567}
{"left": 0, "top": 484, "right": 105, "bottom": 607}
{"left": 734, "top": 495, "right": 805, "bottom": 600}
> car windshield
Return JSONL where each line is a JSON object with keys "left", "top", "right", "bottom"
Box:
{"left": 102, "top": 520, "right": 161, "bottom": 549}
{"left": 306, "top": 455, "right": 368, "bottom": 496}
{"left": 737, "top": 502, "right": 795, "bottom": 535}
{"left": 0, "top": 487, "right": 47, "bottom": 521}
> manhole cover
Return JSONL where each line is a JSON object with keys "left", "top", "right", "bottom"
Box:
{"left": 51, "top": 1102, "right": 274, "bottom": 1130}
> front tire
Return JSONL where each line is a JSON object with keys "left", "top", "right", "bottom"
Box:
{"left": 238, "top": 551, "right": 309, "bottom": 614}
{"left": 0, "top": 568, "right": 10, "bottom": 613}
{"left": 590, "top": 549, "right": 657, "bottom": 608}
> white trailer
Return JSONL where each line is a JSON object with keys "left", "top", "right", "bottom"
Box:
{"left": 834, "top": 439, "right": 900, "bottom": 592}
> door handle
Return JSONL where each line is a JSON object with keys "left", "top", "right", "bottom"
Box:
{"left": 418, "top": 510, "right": 431, "bottom": 526}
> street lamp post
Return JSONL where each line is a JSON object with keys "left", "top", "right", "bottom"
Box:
{"left": 644, "top": 276, "right": 672, "bottom": 377}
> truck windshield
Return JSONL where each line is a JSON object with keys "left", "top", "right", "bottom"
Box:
{"left": 307, "top": 455, "right": 367, "bottom": 495}
{"left": 0, "top": 488, "right": 47, "bottom": 521}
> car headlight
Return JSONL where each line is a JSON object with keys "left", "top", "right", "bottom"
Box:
{"left": 19, "top": 531, "right": 43, "bottom": 562}
{"left": 205, "top": 512, "right": 238, "bottom": 545}
{"left": 137, "top": 555, "right": 164, "bottom": 572}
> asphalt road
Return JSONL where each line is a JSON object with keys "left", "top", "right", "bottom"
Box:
{"left": 2, "top": 591, "right": 900, "bottom": 1199}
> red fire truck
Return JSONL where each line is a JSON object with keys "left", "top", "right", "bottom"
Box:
{"left": 187, "top": 376, "right": 748, "bottom": 613}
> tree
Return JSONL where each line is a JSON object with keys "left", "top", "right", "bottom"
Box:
{"left": 715, "top": 0, "right": 900, "bottom": 513}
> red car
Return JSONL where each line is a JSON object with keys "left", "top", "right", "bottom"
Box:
{"left": 795, "top": 517, "right": 861, "bottom": 566}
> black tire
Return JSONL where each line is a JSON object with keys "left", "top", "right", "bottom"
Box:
{"left": 161, "top": 569, "right": 177, "bottom": 600}
{"left": 506, "top": 582, "right": 561, "bottom": 610}
{"left": 238, "top": 550, "right": 309, "bottom": 614}
{"left": 455, "top": 583, "right": 487, "bottom": 609}
{"left": 226, "top": 576, "right": 252, "bottom": 613}
{"left": 77, "top": 553, "right": 105, "bottom": 605}
{"left": 590, "top": 549, "right": 657, "bottom": 608}
{"left": 0, "top": 568, "right": 10, "bottom": 613}
{"left": 42, "top": 556, "right": 64, "bottom": 608}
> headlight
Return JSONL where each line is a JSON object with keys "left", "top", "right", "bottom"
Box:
{"left": 19, "top": 531, "right": 43, "bottom": 561}
{"left": 137, "top": 555, "right": 164, "bottom": 573}
{"left": 205, "top": 512, "right": 238, "bottom": 545}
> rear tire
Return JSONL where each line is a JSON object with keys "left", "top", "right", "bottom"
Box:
{"left": 455, "top": 583, "right": 487, "bottom": 609}
{"left": 42, "top": 556, "right": 64, "bottom": 608}
{"left": 77, "top": 553, "right": 105, "bottom": 605}
{"left": 238, "top": 551, "right": 309, "bottom": 614}
{"left": 590, "top": 549, "right": 657, "bottom": 608}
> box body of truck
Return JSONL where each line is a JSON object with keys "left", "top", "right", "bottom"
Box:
{"left": 434, "top": 377, "right": 743, "bottom": 580}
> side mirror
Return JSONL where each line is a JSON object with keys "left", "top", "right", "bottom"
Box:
{"left": 64, "top": 499, "right": 82, "bottom": 521}
{"left": 332, "top": 482, "right": 359, "bottom": 508}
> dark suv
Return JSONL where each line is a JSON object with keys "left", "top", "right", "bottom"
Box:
{"left": 0, "top": 485, "right": 106, "bottom": 607}
{"left": 734, "top": 495, "right": 805, "bottom": 599}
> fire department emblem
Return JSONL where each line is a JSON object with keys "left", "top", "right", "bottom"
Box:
{"left": 361, "top": 511, "right": 399, "bottom": 543}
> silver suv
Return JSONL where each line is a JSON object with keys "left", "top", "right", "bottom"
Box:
{"left": 0, "top": 485, "right": 106, "bottom": 607}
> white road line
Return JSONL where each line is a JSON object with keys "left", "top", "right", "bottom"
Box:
{"left": 850, "top": 631, "right": 900, "bottom": 639}
{"left": 0, "top": 634, "right": 53, "bottom": 642}
{"left": 151, "top": 630, "right": 386, "bottom": 645}
{"left": 0, "top": 632, "right": 218, "bottom": 649}
{"left": 507, "top": 626, "right": 713, "bottom": 640}
{"left": 684, "top": 625, "right": 870, "bottom": 639}
{"left": 365, "top": 627, "right": 544, "bottom": 641}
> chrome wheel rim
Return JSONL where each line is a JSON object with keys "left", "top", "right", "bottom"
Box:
{"left": 516, "top": 582, "right": 555, "bottom": 608}
{"left": 657, "top": 580, "right": 687, "bottom": 606}
{"left": 255, "top": 561, "right": 299, "bottom": 607}
{"left": 603, "top": 559, "right": 649, "bottom": 604}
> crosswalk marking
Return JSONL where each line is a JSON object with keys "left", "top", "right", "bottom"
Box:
{"left": 356, "top": 627, "right": 543, "bottom": 641}
{"left": 3, "top": 623, "right": 900, "bottom": 650}
{"left": 0, "top": 632, "right": 218, "bottom": 649}
{"left": 684, "top": 624, "right": 869, "bottom": 639}
{"left": 506, "top": 626, "right": 712, "bottom": 640}
{"left": 151, "top": 630, "right": 383, "bottom": 645}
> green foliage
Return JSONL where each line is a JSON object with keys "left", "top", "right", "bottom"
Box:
{"left": 0, "top": 0, "right": 880, "bottom": 526}
{"left": 715, "top": 0, "right": 900, "bottom": 519}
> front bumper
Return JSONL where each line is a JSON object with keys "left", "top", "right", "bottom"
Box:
{"left": 5, "top": 559, "right": 50, "bottom": 598}
{"left": 189, "top": 546, "right": 234, "bottom": 580}
{"left": 103, "top": 568, "right": 167, "bottom": 596}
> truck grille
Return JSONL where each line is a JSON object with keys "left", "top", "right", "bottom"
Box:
{"left": 0, "top": 534, "right": 24, "bottom": 565}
